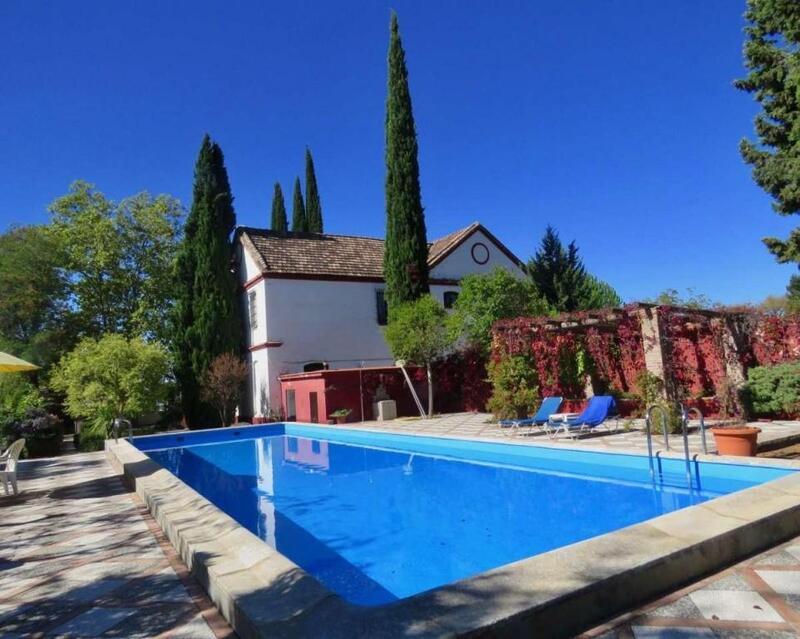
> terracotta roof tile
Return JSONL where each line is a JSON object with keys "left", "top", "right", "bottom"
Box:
{"left": 239, "top": 224, "right": 482, "bottom": 280}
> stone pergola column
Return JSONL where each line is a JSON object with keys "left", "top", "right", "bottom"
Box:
{"left": 637, "top": 305, "right": 670, "bottom": 399}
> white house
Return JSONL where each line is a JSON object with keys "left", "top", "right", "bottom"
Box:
{"left": 234, "top": 222, "right": 525, "bottom": 420}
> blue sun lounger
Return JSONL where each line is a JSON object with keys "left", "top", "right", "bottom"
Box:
{"left": 499, "top": 396, "right": 563, "bottom": 435}
{"left": 547, "top": 395, "right": 618, "bottom": 440}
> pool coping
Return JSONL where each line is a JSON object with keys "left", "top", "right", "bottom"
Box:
{"left": 106, "top": 426, "right": 800, "bottom": 639}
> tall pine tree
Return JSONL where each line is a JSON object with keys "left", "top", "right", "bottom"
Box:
{"left": 383, "top": 12, "right": 429, "bottom": 307}
{"left": 735, "top": 1, "right": 800, "bottom": 301}
{"left": 291, "top": 177, "right": 307, "bottom": 232}
{"left": 305, "top": 148, "right": 323, "bottom": 233}
{"left": 270, "top": 182, "right": 287, "bottom": 232}
{"left": 526, "top": 226, "right": 619, "bottom": 312}
{"left": 172, "top": 134, "right": 241, "bottom": 428}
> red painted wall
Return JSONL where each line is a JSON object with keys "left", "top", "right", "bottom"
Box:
{"left": 279, "top": 367, "right": 431, "bottom": 423}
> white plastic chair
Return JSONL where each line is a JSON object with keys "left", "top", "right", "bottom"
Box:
{"left": 0, "top": 439, "right": 26, "bottom": 495}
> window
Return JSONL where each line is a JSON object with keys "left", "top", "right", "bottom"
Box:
{"left": 285, "top": 389, "right": 296, "bottom": 421}
{"left": 376, "top": 290, "right": 388, "bottom": 325}
{"left": 248, "top": 290, "right": 258, "bottom": 329}
{"left": 443, "top": 291, "right": 459, "bottom": 309}
{"left": 303, "top": 362, "right": 327, "bottom": 372}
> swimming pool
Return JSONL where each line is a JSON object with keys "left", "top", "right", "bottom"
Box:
{"left": 133, "top": 424, "right": 795, "bottom": 607}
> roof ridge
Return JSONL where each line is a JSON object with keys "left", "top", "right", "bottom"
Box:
{"left": 239, "top": 226, "right": 385, "bottom": 242}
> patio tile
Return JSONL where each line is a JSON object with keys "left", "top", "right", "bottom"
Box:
{"left": 784, "top": 545, "right": 800, "bottom": 561}
{"left": 688, "top": 590, "right": 783, "bottom": 623}
{"left": 754, "top": 569, "right": 800, "bottom": 595}
{"left": 47, "top": 606, "right": 136, "bottom": 637}
{"left": 632, "top": 627, "right": 716, "bottom": 639}
{"left": 167, "top": 613, "right": 219, "bottom": 639}
{"left": 646, "top": 596, "right": 704, "bottom": 619}
{"left": 0, "top": 601, "right": 85, "bottom": 635}
{"left": 750, "top": 550, "right": 799, "bottom": 566}
{"left": 99, "top": 603, "right": 196, "bottom": 637}
{"left": 703, "top": 574, "right": 753, "bottom": 592}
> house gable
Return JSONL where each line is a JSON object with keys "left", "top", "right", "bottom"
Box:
{"left": 428, "top": 224, "right": 525, "bottom": 281}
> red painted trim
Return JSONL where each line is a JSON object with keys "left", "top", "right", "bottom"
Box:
{"left": 259, "top": 272, "right": 460, "bottom": 286}
{"left": 249, "top": 340, "right": 283, "bottom": 352}
{"left": 241, "top": 273, "right": 265, "bottom": 290}
{"left": 263, "top": 272, "right": 385, "bottom": 283}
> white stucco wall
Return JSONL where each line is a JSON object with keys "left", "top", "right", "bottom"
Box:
{"left": 430, "top": 229, "right": 525, "bottom": 280}
{"left": 237, "top": 226, "right": 525, "bottom": 417}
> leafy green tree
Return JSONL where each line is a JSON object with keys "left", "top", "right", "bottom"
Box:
{"left": 49, "top": 181, "right": 182, "bottom": 341}
{"left": 0, "top": 225, "right": 72, "bottom": 368}
{"left": 384, "top": 12, "right": 429, "bottom": 306}
{"left": 270, "top": 182, "right": 288, "bottom": 232}
{"left": 305, "top": 148, "right": 323, "bottom": 233}
{"left": 51, "top": 334, "right": 169, "bottom": 432}
{"left": 448, "top": 268, "right": 550, "bottom": 353}
{"left": 172, "top": 135, "right": 242, "bottom": 428}
{"left": 384, "top": 295, "right": 453, "bottom": 416}
{"left": 526, "top": 226, "right": 619, "bottom": 312}
{"left": 291, "top": 177, "right": 307, "bottom": 232}
{"left": 735, "top": 0, "right": 800, "bottom": 271}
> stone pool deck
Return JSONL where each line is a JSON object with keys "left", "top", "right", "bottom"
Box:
{"left": 354, "top": 412, "right": 800, "bottom": 456}
{"left": 0, "top": 451, "right": 233, "bottom": 638}
{"left": 3, "top": 428, "right": 800, "bottom": 638}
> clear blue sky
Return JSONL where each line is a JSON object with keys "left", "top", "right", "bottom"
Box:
{"left": 1, "top": 1, "right": 795, "bottom": 304}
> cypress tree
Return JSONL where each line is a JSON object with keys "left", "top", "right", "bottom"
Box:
{"left": 172, "top": 134, "right": 242, "bottom": 428}
{"left": 305, "top": 148, "right": 323, "bottom": 233}
{"left": 383, "top": 12, "right": 429, "bottom": 307}
{"left": 270, "top": 182, "right": 288, "bottom": 232}
{"left": 291, "top": 177, "right": 307, "bottom": 232}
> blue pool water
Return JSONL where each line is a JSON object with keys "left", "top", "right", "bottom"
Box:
{"left": 134, "top": 424, "right": 794, "bottom": 606}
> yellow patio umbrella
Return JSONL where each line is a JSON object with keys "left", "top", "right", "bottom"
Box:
{"left": 0, "top": 352, "right": 39, "bottom": 373}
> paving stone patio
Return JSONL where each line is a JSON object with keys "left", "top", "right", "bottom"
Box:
{"left": 581, "top": 535, "right": 800, "bottom": 638}
{"left": 0, "top": 451, "right": 234, "bottom": 638}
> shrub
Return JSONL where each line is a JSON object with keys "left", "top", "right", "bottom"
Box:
{"left": 77, "top": 431, "right": 106, "bottom": 452}
{"left": 487, "top": 354, "right": 540, "bottom": 420}
{"left": 634, "top": 370, "right": 664, "bottom": 406}
{"left": 741, "top": 362, "right": 800, "bottom": 418}
{"left": 7, "top": 408, "right": 63, "bottom": 458}
{"left": 648, "top": 402, "right": 684, "bottom": 436}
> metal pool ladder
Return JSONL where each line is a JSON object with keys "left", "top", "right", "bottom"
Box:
{"left": 644, "top": 404, "right": 693, "bottom": 487}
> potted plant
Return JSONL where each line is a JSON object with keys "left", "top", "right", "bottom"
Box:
{"left": 329, "top": 408, "right": 351, "bottom": 425}
{"left": 710, "top": 422, "right": 761, "bottom": 457}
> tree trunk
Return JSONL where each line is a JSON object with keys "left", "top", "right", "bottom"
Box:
{"left": 427, "top": 363, "right": 434, "bottom": 417}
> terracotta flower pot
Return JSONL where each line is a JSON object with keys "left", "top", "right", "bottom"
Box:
{"left": 711, "top": 426, "right": 761, "bottom": 457}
